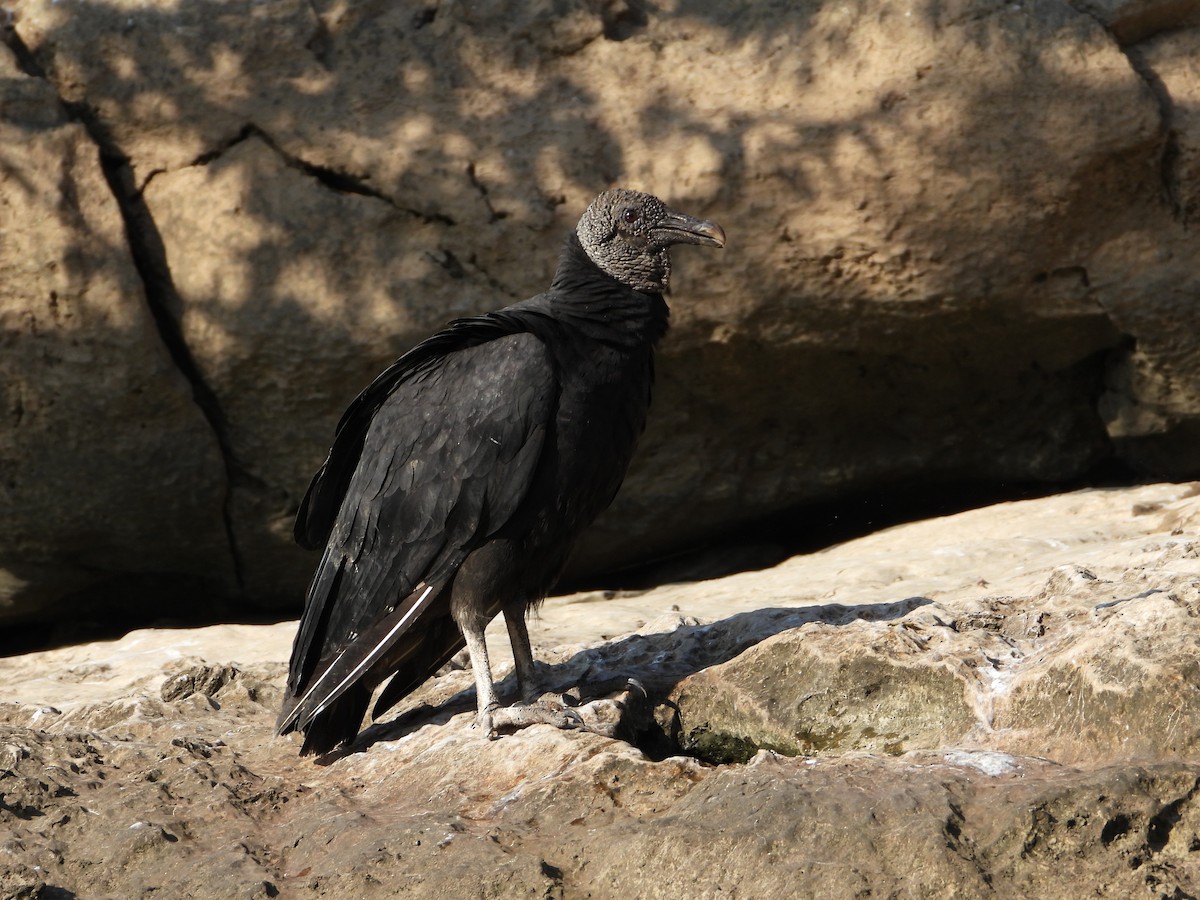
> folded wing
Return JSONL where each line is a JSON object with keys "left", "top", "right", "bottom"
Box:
{"left": 278, "top": 320, "right": 557, "bottom": 740}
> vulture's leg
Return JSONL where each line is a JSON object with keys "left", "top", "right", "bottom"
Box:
{"left": 462, "top": 614, "right": 577, "bottom": 737}
{"left": 503, "top": 602, "right": 540, "bottom": 703}
{"left": 473, "top": 601, "right": 581, "bottom": 736}
{"left": 459, "top": 616, "right": 500, "bottom": 736}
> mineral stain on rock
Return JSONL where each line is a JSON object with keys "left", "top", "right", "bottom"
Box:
{"left": 677, "top": 724, "right": 803, "bottom": 766}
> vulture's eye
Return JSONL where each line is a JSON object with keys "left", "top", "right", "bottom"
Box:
{"left": 622, "top": 208, "right": 640, "bottom": 226}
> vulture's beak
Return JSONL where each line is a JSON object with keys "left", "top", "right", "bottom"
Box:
{"left": 654, "top": 210, "right": 727, "bottom": 248}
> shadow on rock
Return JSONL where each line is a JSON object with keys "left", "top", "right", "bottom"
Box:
{"left": 353, "top": 596, "right": 932, "bottom": 761}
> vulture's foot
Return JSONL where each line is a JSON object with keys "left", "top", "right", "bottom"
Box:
{"left": 478, "top": 679, "right": 651, "bottom": 741}
{"left": 485, "top": 697, "right": 584, "bottom": 739}
{"left": 560, "top": 678, "right": 650, "bottom": 739}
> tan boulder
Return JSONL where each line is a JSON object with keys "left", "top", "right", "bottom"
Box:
{"left": 2, "top": 485, "right": 1200, "bottom": 896}
{"left": 667, "top": 483, "right": 1200, "bottom": 768}
{"left": 0, "top": 45, "right": 233, "bottom": 621}
{"left": 140, "top": 134, "right": 501, "bottom": 598}
{"left": 5, "top": 0, "right": 1200, "bottom": 611}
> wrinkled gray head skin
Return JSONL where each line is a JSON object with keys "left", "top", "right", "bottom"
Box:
{"left": 576, "top": 188, "right": 726, "bottom": 293}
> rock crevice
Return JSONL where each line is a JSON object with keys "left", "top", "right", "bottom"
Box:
{"left": 3, "top": 25, "right": 247, "bottom": 592}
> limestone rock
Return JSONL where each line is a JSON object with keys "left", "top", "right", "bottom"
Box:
{"left": 667, "top": 483, "right": 1200, "bottom": 768}
{"left": 140, "top": 134, "right": 499, "bottom": 600}
{"left": 0, "top": 44, "right": 233, "bottom": 623}
{"left": 1075, "top": 0, "right": 1200, "bottom": 44}
{"left": 5, "top": 0, "right": 1200, "bottom": 613}
{"left": 1144, "top": 27, "right": 1200, "bottom": 224}
{"left": 671, "top": 625, "right": 982, "bottom": 761}
{"left": 2, "top": 485, "right": 1199, "bottom": 896}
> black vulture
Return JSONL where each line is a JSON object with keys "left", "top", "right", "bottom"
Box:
{"left": 276, "top": 188, "right": 725, "bottom": 755}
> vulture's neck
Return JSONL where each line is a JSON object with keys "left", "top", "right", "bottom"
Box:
{"left": 548, "top": 233, "right": 670, "bottom": 349}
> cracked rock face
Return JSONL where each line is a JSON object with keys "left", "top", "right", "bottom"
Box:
{"left": 2, "top": 485, "right": 1200, "bottom": 897}
{"left": 4, "top": 1, "right": 1200, "bottom": 619}
{"left": 0, "top": 44, "right": 235, "bottom": 616}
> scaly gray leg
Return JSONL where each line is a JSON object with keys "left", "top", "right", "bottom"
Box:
{"left": 503, "top": 603, "right": 540, "bottom": 703}
{"left": 460, "top": 618, "right": 500, "bottom": 737}
{"left": 480, "top": 602, "right": 580, "bottom": 736}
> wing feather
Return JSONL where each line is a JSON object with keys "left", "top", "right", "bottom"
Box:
{"left": 293, "top": 307, "right": 552, "bottom": 551}
{"left": 278, "top": 324, "right": 557, "bottom": 737}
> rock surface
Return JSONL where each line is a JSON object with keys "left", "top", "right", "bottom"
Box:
{"left": 3, "top": 0, "right": 1200, "bottom": 620}
{"left": 0, "top": 43, "right": 234, "bottom": 620}
{"left": 2, "top": 483, "right": 1199, "bottom": 897}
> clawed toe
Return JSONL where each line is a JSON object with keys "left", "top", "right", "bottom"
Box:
{"left": 489, "top": 697, "right": 581, "bottom": 734}
{"left": 472, "top": 705, "right": 498, "bottom": 739}
{"left": 476, "top": 679, "right": 649, "bottom": 740}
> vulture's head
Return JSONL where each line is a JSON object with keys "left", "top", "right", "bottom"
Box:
{"left": 576, "top": 188, "right": 725, "bottom": 293}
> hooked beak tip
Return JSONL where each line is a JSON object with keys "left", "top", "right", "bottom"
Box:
{"left": 698, "top": 220, "right": 727, "bottom": 248}
{"left": 658, "top": 212, "right": 727, "bottom": 249}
